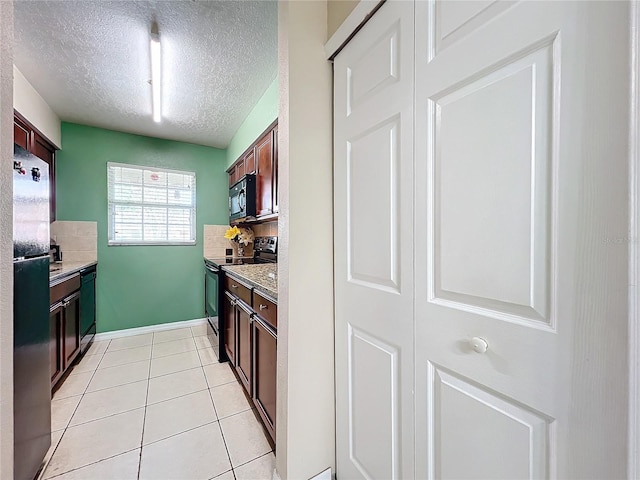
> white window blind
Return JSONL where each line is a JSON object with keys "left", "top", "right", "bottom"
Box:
{"left": 107, "top": 162, "right": 196, "bottom": 245}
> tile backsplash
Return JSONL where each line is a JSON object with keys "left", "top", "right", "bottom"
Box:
{"left": 50, "top": 221, "right": 98, "bottom": 263}
{"left": 203, "top": 225, "right": 232, "bottom": 258}
{"left": 252, "top": 221, "right": 278, "bottom": 238}
{"left": 203, "top": 222, "right": 277, "bottom": 258}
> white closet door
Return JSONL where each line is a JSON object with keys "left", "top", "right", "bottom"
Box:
{"left": 414, "top": 1, "right": 629, "bottom": 478}
{"left": 333, "top": 1, "right": 415, "bottom": 478}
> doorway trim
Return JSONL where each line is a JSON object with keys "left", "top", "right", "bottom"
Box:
{"left": 324, "top": 0, "right": 383, "bottom": 60}
{"left": 630, "top": 1, "right": 640, "bottom": 478}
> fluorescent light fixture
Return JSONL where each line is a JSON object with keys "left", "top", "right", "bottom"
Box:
{"left": 150, "top": 31, "right": 161, "bottom": 123}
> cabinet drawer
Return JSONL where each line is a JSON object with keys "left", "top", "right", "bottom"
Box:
{"left": 225, "top": 275, "right": 252, "bottom": 305}
{"left": 50, "top": 274, "right": 81, "bottom": 305}
{"left": 253, "top": 291, "right": 277, "bottom": 330}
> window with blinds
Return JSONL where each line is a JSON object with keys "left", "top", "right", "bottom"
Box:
{"left": 107, "top": 163, "right": 196, "bottom": 245}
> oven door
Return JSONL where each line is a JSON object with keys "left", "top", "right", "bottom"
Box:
{"left": 205, "top": 262, "right": 227, "bottom": 362}
{"left": 204, "top": 264, "right": 219, "bottom": 331}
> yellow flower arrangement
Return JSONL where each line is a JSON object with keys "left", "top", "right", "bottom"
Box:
{"left": 224, "top": 226, "right": 254, "bottom": 246}
{"left": 224, "top": 226, "right": 241, "bottom": 240}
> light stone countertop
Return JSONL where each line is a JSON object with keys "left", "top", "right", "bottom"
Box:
{"left": 50, "top": 261, "right": 97, "bottom": 283}
{"left": 222, "top": 264, "right": 277, "bottom": 302}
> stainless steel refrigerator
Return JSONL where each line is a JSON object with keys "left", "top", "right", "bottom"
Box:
{"left": 13, "top": 144, "right": 51, "bottom": 480}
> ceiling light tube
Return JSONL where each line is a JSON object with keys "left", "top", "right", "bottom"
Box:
{"left": 150, "top": 32, "right": 161, "bottom": 123}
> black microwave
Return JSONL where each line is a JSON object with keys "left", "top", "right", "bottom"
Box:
{"left": 229, "top": 174, "right": 256, "bottom": 222}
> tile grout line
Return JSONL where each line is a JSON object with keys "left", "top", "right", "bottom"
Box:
{"left": 43, "top": 447, "right": 141, "bottom": 480}
{"left": 43, "top": 341, "right": 111, "bottom": 480}
{"left": 138, "top": 333, "right": 155, "bottom": 480}
{"left": 208, "top": 382, "right": 235, "bottom": 476}
{"left": 232, "top": 450, "right": 275, "bottom": 471}
{"left": 55, "top": 356, "right": 231, "bottom": 427}
{"left": 98, "top": 346, "right": 194, "bottom": 371}
{"left": 65, "top": 405, "right": 147, "bottom": 430}
{"left": 200, "top": 341, "right": 237, "bottom": 477}
{"left": 99, "top": 330, "right": 213, "bottom": 355}
{"left": 48, "top": 329, "right": 237, "bottom": 479}
{"left": 207, "top": 467, "right": 236, "bottom": 480}
{"left": 141, "top": 419, "right": 220, "bottom": 448}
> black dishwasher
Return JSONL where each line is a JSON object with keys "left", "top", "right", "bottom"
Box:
{"left": 79, "top": 265, "right": 97, "bottom": 354}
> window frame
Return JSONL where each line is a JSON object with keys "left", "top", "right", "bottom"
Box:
{"left": 107, "top": 162, "right": 197, "bottom": 246}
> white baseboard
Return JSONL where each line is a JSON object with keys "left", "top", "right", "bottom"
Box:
{"left": 94, "top": 317, "right": 210, "bottom": 341}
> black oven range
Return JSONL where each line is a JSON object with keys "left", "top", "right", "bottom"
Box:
{"left": 203, "top": 236, "right": 277, "bottom": 361}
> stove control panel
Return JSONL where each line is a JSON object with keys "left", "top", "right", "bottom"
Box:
{"left": 254, "top": 236, "right": 277, "bottom": 255}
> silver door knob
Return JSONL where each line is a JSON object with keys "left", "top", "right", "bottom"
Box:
{"left": 470, "top": 337, "right": 489, "bottom": 354}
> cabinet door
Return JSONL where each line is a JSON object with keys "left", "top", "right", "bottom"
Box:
{"left": 223, "top": 292, "right": 236, "bottom": 365}
{"left": 236, "top": 158, "right": 246, "bottom": 180}
{"left": 236, "top": 303, "right": 253, "bottom": 394}
{"left": 63, "top": 291, "right": 81, "bottom": 367}
{"left": 49, "top": 303, "right": 63, "bottom": 385}
{"left": 14, "top": 117, "right": 30, "bottom": 151}
{"left": 245, "top": 149, "right": 256, "bottom": 174}
{"left": 253, "top": 318, "right": 276, "bottom": 440}
{"left": 14, "top": 114, "right": 57, "bottom": 221}
{"left": 256, "top": 132, "right": 274, "bottom": 216}
{"left": 33, "top": 136, "right": 56, "bottom": 222}
{"left": 228, "top": 166, "right": 237, "bottom": 187}
{"left": 272, "top": 126, "right": 278, "bottom": 213}
{"left": 80, "top": 272, "right": 96, "bottom": 336}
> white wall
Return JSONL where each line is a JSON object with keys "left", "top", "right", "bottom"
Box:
{"left": 13, "top": 65, "right": 61, "bottom": 148}
{"left": 327, "top": 0, "right": 359, "bottom": 38}
{"left": 276, "top": 1, "right": 335, "bottom": 478}
{"left": 0, "top": 2, "right": 13, "bottom": 479}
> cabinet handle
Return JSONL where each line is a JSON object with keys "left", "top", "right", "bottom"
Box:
{"left": 470, "top": 337, "right": 489, "bottom": 354}
{"left": 259, "top": 304, "right": 268, "bottom": 311}
{"left": 231, "top": 284, "right": 238, "bottom": 289}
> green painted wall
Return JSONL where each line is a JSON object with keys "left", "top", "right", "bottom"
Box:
{"left": 56, "top": 123, "right": 229, "bottom": 333}
{"left": 226, "top": 76, "right": 279, "bottom": 166}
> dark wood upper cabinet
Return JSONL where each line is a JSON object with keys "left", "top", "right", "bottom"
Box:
{"left": 13, "top": 111, "right": 57, "bottom": 221}
{"left": 236, "top": 158, "right": 246, "bottom": 181}
{"left": 272, "top": 125, "right": 278, "bottom": 214}
{"left": 245, "top": 150, "right": 256, "bottom": 175}
{"left": 256, "top": 132, "right": 274, "bottom": 217}
{"left": 228, "top": 165, "right": 236, "bottom": 187}
{"left": 14, "top": 117, "right": 30, "bottom": 151}
{"left": 227, "top": 119, "right": 278, "bottom": 222}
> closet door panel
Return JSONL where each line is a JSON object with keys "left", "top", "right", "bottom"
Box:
{"left": 334, "top": 1, "right": 415, "bottom": 479}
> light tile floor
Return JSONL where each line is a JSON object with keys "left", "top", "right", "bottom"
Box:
{"left": 41, "top": 324, "right": 275, "bottom": 480}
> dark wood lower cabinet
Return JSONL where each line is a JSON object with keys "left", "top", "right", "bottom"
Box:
{"left": 50, "top": 275, "right": 82, "bottom": 389}
{"left": 223, "top": 280, "right": 278, "bottom": 443}
{"left": 49, "top": 304, "right": 63, "bottom": 385}
{"left": 63, "top": 291, "right": 81, "bottom": 365}
{"left": 253, "top": 318, "right": 277, "bottom": 439}
{"left": 236, "top": 302, "right": 253, "bottom": 394}
{"left": 223, "top": 292, "right": 236, "bottom": 365}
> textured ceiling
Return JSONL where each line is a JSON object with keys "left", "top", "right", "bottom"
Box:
{"left": 14, "top": 0, "right": 277, "bottom": 148}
